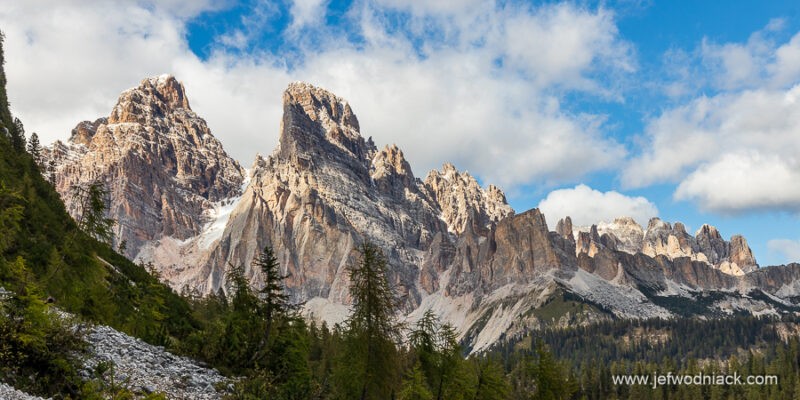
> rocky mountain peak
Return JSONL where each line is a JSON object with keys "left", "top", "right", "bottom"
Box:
{"left": 109, "top": 74, "right": 191, "bottom": 124}
{"left": 279, "top": 82, "right": 373, "bottom": 174}
{"left": 645, "top": 217, "right": 671, "bottom": 233}
{"left": 371, "top": 144, "right": 416, "bottom": 198}
{"left": 252, "top": 153, "right": 267, "bottom": 170}
{"left": 613, "top": 216, "right": 639, "bottom": 226}
{"left": 729, "top": 235, "right": 758, "bottom": 272}
{"left": 44, "top": 75, "right": 244, "bottom": 258}
{"left": 696, "top": 224, "right": 722, "bottom": 240}
{"left": 572, "top": 214, "right": 758, "bottom": 276}
{"left": 555, "top": 216, "right": 574, "bottom": 241}
{"left": 423, "top": 163, "right": 514, "bottom": 235}
{"left": 69, "top": 118, "right": 107, "bottom": 145}
{"left": 372, "top": 144, "right": 413, "bottom": 177}
{"left": 284, "top": 82, "right": 358, "bottom": 127}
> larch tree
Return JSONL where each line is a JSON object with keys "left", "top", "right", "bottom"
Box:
{"left": 334, "top": 240, "right": 401, "bottom": 400}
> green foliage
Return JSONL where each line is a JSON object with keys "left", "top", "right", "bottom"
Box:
{"left": 400, "top": 362, "right": 434, "bottom": 400}
{"left": 0, "top": 263, "right": 85, "bottom": 396}
{"left": 0, "top": 30, "right": 199, "bottom": 397}
{"left": 408, "top": 310, "right": 474, "bottom": 400}
{"left": 26, "top": 131, "right": 41, "bottom": 168}
{"left": 186, "top": 247, "right": 314, "bottom": 398}
{"left": 526, "top": 341, "right": 577, "bottom": 400}
{"left": 2, "top": 30, "right": 798, "bottom": 400}
{"left": 472, "top": 358, "right": 511, "bottom": 400}
{"left": 333, "top": 240, "right": 402, "bottom": 400}
{"left": 72, "top": 181, "right": 116, "bottom": 245}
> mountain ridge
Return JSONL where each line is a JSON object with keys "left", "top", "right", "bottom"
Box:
{"left": 44, "top": 75, "right": 800, "bottom": 352}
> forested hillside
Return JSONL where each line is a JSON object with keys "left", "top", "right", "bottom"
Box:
{"left": 0, "top": 32, "right": 198, "bottom": 397}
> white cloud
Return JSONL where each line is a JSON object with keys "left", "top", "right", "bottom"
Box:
{"left": 623, "top": 23, "right": 800, "bottom": 213}
{"left": 374, "top": 0, "right": 486, "bottom": 16}
{"left": 537, "top": 184, "right": 658, "bottom": 227}
{"left": 0, "top": 1, "right": 632, "bottom": 189}
{"left": 502, "top": 5, "right": 634, "bottom": 93}
{"left": 289, "top": 0, "right": 329, "bottom": 30}
{"left": 675, "top": 152, "right": 800, "bottom": 213}
{"left": 767, "top": 238, "right": 800, "bottom": 265}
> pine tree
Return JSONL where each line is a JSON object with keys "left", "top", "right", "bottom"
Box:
{"left": 11, "top": 117, "right": 25, "bottom": 151}
{"left": 400, "top": 362, "right": 434, "bottom": 400}
{"left": 472, "top": 358, "right": 509, "bottom": 400}
{"left": 410, "top": 309, "right": 439, "bottom": 387}
{"left": 530, "top": 340, "right": 576, "bottom": 400}
{"left": 252, "top": 245, "right": 291, "bottom": 361}
{"left": 26, "top": 132, "right": 41, "bottom": 168}
{"left": 334, "top": 240, "right": 401, "bottom": 400}
{"left": 71, "top": 181, "right": 115, "bottom": 244}
{"left": 436, "top": 323, "right": 466, "bottom": 400}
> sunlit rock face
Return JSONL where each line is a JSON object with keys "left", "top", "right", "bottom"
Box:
{"left": 50, "top": 79, "right": 800, "bottom": 353}
{"left": 44, "top": 75, "right": 244, "bottom": 258}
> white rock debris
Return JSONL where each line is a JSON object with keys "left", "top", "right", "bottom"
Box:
{"left": 82, "top": 324, "right": 228, "bottom": 399}
{"left": 0, "top": 383, "right": 48, "bottom": 400}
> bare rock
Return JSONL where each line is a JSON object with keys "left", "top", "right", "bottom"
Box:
{"left": 43, "top": 75, "right": 244, "bottom": 258}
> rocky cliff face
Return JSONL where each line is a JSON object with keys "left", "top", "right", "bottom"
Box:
{"left": 567, "top": 217, "right": 759, "bottom": 276}
{"left": 423, "top": 163, "right": 513, "bottom": 235}
{"left": 50, "top": 78, "right": 800, "bottom": 353}
{"left": 44, "top": 75, "right": 244, "bottom": 258}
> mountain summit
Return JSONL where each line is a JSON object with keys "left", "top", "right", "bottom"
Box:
{"left": 45, "top": 75, "right": 244, "bottom": 257}
{"left": 46, "top": 79, "right": 800, "bottom": 352}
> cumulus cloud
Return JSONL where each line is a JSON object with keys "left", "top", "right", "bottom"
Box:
{"left": 767, "top": 238, "right": 800, "bottom": 264}
{"left": 537, "top": 184, "right": 658, "bottom": 227}
{"left": 675, "top": 152, "right": 800, "bottom": 213}
{"left": 623, "top": 23, "right": 800, "bottom": 213}
{"left": 0, "top": 0, "right": 632, "bottom": 188}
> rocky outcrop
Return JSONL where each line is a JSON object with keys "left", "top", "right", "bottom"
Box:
{"left": 555, "top": 216, "right": 574, "bottom": 241}
{"left": 424, "top": 163, "right": 514, "bottom": 235}
{"left": 572, "top": 217, "right": 758, "bottom": 276}
{"left": 144, "top": 82, "right": 522, "bottom": 316}
{"left": 730, "top": 235, "right": 758, "bottom": 273}
{"left": 175, "top": 83, "right": 449, "bottom": 309}
{"left": 44, "top": 75, "right": 244, "bottom": 258}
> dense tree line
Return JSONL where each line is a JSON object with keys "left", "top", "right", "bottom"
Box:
{"left": 495, "top": 315, "right": 790, "bottom": 370}
{"left": 178, "top": 242, "right": 512, "bottom": 400}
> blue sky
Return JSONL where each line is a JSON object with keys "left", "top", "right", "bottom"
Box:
{"left": 2, "top": 0, "right": 800, "bottom": 265}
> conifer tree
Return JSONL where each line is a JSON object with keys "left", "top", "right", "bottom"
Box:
{"left": 435, "top": 323, "right": 466, "bottom": 400}
{"left": 334, "top": 240, "right": 401, "bottom": 400}
{"left": 11, "top": 117, "right": 25, "bottom": 151}
{"left": 472, "top": 358, "right": 510, "bottom": 400}
{"left": 252, "top": 245, "right": 291, "bottom": 358}
{"left": 410, "top": 309, "right": 439, "bottom": 386}
{"left": 400, "top": 362, "right": 434, "bottom": 400}
{"left": 71, "top": 181, "right": 115, "bottom": 244}
{"left": 26, "top": 132, "right": 41, "bottom": 168}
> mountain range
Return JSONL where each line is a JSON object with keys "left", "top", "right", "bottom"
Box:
{"left": 44, "top": 75, "right": 800, "bottom": 352}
